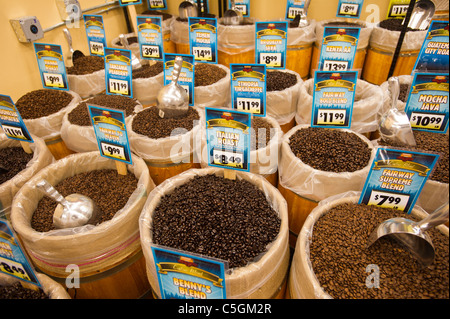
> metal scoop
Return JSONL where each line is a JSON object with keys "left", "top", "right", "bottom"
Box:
{"left": 179, "top": 0, "right": 198, "bottom": 20}
{"left": 119, "top": 34, "right": 142, "bottom": 70}
{"left": 157, "top": 56, "right": 189, "bottom": 119}
{"left": 223, "top": 0, "right": 243, "bottom": 26}
{"left": 63, "top": 28, "right": 85, "bottom": 64}
{"left": 367, "top": 202, "right": 449, "bottom": 267}
{"left": 379, "top": 77, "right": 416, "bottom": 147}
{"left": 36, "top": 179, "right": 100, "bottom": 229}
{"left": 407, "top": 0, "right": 435, "bottom": 30}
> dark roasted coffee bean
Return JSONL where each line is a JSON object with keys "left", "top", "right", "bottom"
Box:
{"left": 131, "top": 106, "right": 199, "bottom": 139}
{"left": 266, "top": 70, "right": 297, "bottom": 92}
{"left": 66, "top": 55, "right": 105, "bottom": 75}
{"left": 379, "top": 18, "right": 421, "bottom": 32}
{"left": 0, "top": 147, "right": 34, "bottom": 184}
{"left": 309, "top": 203, "right": 449, "bottom": 299}
{"left": 132, "top": 62, "right": 163, "bottom": 79}
{"left": 68, "top": 94, "right": 139, "bottom": 126}
{"left": 15, "top": 89, "right": 73, "bottom": 119}
{"left": 31, "top": 169, "right": 138, "bottom": 232}
{"left": 194, "top": 63, "right": 227, "bottom": 87}
{"left": 251, "top": 117, "right": 274, "bottom": 151}
{"left": 151, "top": 174, "right": 281, "bottom": 268}
{"left": 289, "top": 127, "right": 372, "bottom": 172}
{"left": 0, "top": 283, "right": 48, "bottom": 299}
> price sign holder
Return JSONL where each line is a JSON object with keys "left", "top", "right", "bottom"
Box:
{"left": 0, "top": 94, "right": 33, "bottom": 153}
{"left": 137, "top": 15, "right": 164, "bottom": 61}
{"left": 413, "top": 21, "right": 449, "bottom": 73}
{"left": 188, "top": 17, "right": 218, "bottom": 64}
{"left": 164, "top": 53, "right": 195, "bottom": 106}
{"left": 359, "top": 147, "right": 439, "bottom": 214}
{"left": 205, "top": 107, "right": 251, "bottom": 179}
{"left": 336, "top": 0, "right": 364, "bottom": 19}
{"left": 318, "top": 26, "right": 360, "bottom": 72}
{"left": 88, "top": 104, "right": 132, "bottom": 175}
{"left": 404, "top": 73, "right": 449, "bottom": 134}
{"left": 230, "top": 64, "right": 266, "bottom": 117}
{"left": 83, "top": 15, "right": 107, "bottom": 56}
{"left": 119, "top": 0, "right": 142, "bottom": 6}
{"left": 151, "top": 244, "right": 228, "bottom": 299}
{"left": 146, "top": 0, "right": 167, "bottom": 10}
{"left": 386, "top": 0, "right": 411, "bottom": 19}
{"left": 228, "top": 0, "right": 250, "bottom": 17}
{"left": 104, "top": 48, "right": 134, "bottom": 98}
{"left": 0, "top": 218, "right": 42, "bottom": 290}
{"left": 33, "top": 43, "right": 69, "bottom": 91}
{"left": 311, "top": 71, "right": 357, "bottom": 129}
{"left": 255, "top": 22, "right": 288, "bottom": 69}
{"left": 285, "top": 0, "right": 307, "bottom": 20}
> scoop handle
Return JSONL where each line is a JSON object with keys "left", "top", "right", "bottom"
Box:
{"left": 63, "top": 28, "right": 74, "bottom": 52}
{"left": 171, "top": 56, "right": 183, "bottom": 84}
{"left": 119, "top": 34, "right": 130, "bottom": 49}
{"left": 417, "top": 202, "right": 449, "bottom": 232}
{"left": 36, "top": 179, "right": 68, "bottom": 207}
{"left": 388, "top": 76, "right": 400, "bottom": 111}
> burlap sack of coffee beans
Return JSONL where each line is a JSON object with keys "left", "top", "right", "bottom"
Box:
{"left": 10, "top": 151, "right": 153, "bottom": 277}
{"left": 127, "top": 106, "right": 202, "bottom": 163}
{"left": 60, "top": 94, "right": 143, "bottom": 153}
{"left": 139, "top": 167, "right": 289, "bottom": 299}
{"left": 0, "top": 134, "right": 54, "bottom": 212}
{"left": 132, "top": 61, "right": 164, "bottom": 106}
{"left": 14, "top": 89, "right": 81, "bottom": 141}
{"left": 67, "top": 56, "right": 106, "bottom": 99}
{"left": 296, "top": 78, "right": 383, "bottom": 134}
{"left": 194, "top": 63, "right": 231, "bottom": 108}
{"left": 0, "top": 273, "right": 71, "bottom": 299}
{"left": 289, "top": 194, "right": 449, "bottom": 299}
{"left": 279, "top": 125, "right": 376, "bottom": 202}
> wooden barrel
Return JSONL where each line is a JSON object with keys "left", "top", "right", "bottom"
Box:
{"left": 217, "top": 18, "right": 256, "bottom": 68}
{"left": 288, "top": 195, "right": 449, "bottom": 299}
{"left": 310, "top": 19, "right": 372, "bottom": 77}
{"left": 10, "top": 152, "right": 155, "bottom": 299}
{"left": 296, "top": 78, "right": 383, "bottom": 137}
{"left": 19, "top": 90, "right": 82, "bottom": 160}
{"left": 362, "top": 25, "right": 427, "bottom": 85}
{"left": 267, "top": 69, "right": 303, "bottom": 134}
{"left": 0, "top": 272, "right": 71, "bottom": 299}
{"left": 278, "top": 125, "right": 376, "bottom": 247}
{"left": 0, "top": 134, "right": 54, "bottom": 217}
{"left": 127, "top": 107, "right": 202, "bottom": 186}
{"left": 139, "top": 167, "right": 290, "bottom": 299}
{"left": 171, "top": 19, "right": 190, "bottom": 55}
{"left": 286, "top": 20, "right": 316, "bottom": 80}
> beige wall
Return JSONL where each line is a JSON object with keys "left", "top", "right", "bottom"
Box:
{"left": 0, "top": 0, "right": 390, "bottom": 101}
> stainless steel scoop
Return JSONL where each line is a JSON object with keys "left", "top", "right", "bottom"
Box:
{"left": 179, "top": 0, "right": 198, "bottom": 20}
{"left": 407, "top": 0, "right": 435, "bottom": 30}
{"left": 36, "top": 179, "right": 100, "bottom": 229}
{"left": 63, "top": 28, "right": 85, "bottom": 64}
{"left": 367, "top": 202, "right": 449, "bottom": 267}
{"left": 157, "top": 56, "right": 189, "bottom": 119}
{"left": 119, "top": 34, "right": 143, "bottom": 70}
{"left": 379, "top": 77, "right": 416, "bottom": 147}
{"left": 223, "top": 0, "right": 243, "bottom": 26}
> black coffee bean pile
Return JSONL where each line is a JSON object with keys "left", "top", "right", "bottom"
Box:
{"left": 0, "top": 147, "right": 33, "bottom": 184}
{"left": 132, "top": 62, "right": 163, "bottom": 79}
{"left": 398, "top": 83, "right": 410, "bottom": 102}
{"left": 289, "top": 127, "right": 372, "bottom": 173}
{"left": 379, "top": 19, "right": 420, "bottom": 32}
{"left": 31, "top": 169, "right": 138, "bottom": 232}
{"left": 380, "top": 131, "right": 449, "bottom": 184}
{"left": 266, "top": 70, "right": 297, "bottom": 92}
{"left": 309, "top": 203, "right": 449, "bottom": 299}
{"left": 151, "top": 174, "right": 281, "bottom": 268}
{"left": 325, "top": 21, "right": 365, "bottom": 28}
{"left": 132, "top": 106, "right": 199, "bottom": 139}
{"left": 15, "top": 89, "right": 73, "bottom": 119}
{"left": 194, "top": 63, "right": 227, "bottom": 87}
{"left": 68, "top": 94, "right": 139, "bottom": 126}
{"left": 251, "top": 117, "right": 274, "bottom": 151}
{"left": 66, "top": 55, "right": 105, "bottom": 75}
{"left": 115, "top": 36, "right": 138, "bottom": 46}
{"left": 0, "top": 283, "right": 48, "bottom": 299}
